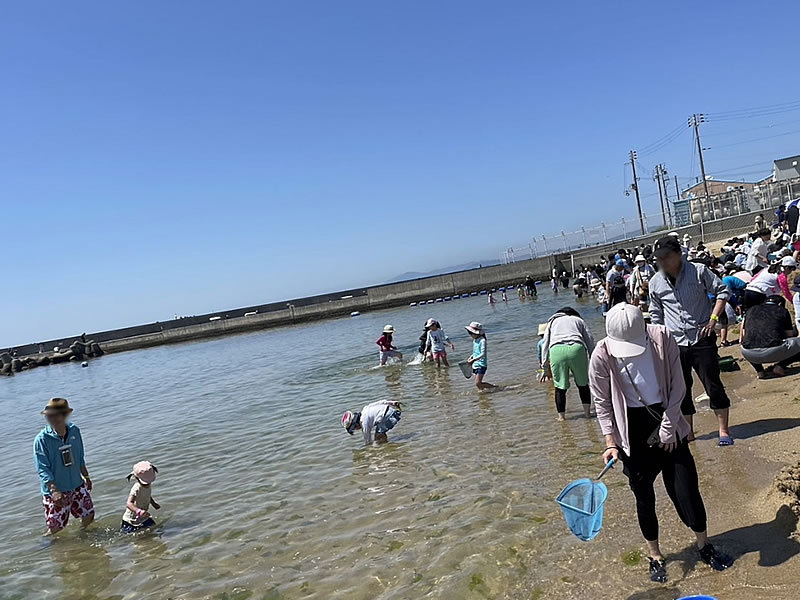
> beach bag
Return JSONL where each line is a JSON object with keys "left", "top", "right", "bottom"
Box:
{"left": 555, "top": 478, "right": 608, "bottom": 541}
{"left": 458, "top": 362, "right": 473, "bottom": 379}
{"left": 376, "top": 407, "right": 401, "bottom": 435}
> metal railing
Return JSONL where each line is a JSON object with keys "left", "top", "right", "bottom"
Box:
{"left": 502, "top": 176, "right": 800, "bottom": 263}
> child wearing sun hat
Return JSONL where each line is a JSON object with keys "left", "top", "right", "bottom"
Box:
{"left": 121, "top": 461, "right": 161, "bottom": 533}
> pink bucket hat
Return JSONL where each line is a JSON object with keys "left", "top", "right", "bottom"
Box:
{"left": 129, "top": 461, "right": 158, "bottom": 484}
{"left": 464, "top": 321, "right": 484, "bottom": 335}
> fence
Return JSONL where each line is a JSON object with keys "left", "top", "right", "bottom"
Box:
{"left": 502, "top": 176, "right": 800, "bottom": 263}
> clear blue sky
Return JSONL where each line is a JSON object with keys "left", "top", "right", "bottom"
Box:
{"left": 4, "top": 1, "right": 800, "bottom": 345}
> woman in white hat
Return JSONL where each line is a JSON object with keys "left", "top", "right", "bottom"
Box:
{"left": 589, "top": 303, "right": 732, "bottom": 583}
{"left": 376, "top": 325, "right": 402, "bottom": 365}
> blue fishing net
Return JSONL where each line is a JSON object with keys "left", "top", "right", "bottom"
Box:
{"left": 555, "top": 478, "right": 608, "bottom": 541}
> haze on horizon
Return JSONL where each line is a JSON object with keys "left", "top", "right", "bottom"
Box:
{"left": 4, "top": 1, "right": 800, "bottom": 346}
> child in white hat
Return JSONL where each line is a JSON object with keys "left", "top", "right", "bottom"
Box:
{"left": 121, "top": 461, "right": 160, "bottom": 533}
{"left": 376, "top": 325, "right": 403, "bottom": 365}
{"left": 465, "top": 322, "right": 496, "bottom": 390}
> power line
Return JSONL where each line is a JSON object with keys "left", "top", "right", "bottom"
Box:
{"left": 706, "top": 128, "right": 800, "bottom": 150}
{"left": 706, "top": 99, "right": 800, "bottom": 121}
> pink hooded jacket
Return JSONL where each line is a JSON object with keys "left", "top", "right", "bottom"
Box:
{"left": 589, "top": 324, "right": 691, "bottom": 456}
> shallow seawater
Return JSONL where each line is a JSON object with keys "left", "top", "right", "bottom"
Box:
{"left": 2, "top": 288, "right": 620, "bottom": 600}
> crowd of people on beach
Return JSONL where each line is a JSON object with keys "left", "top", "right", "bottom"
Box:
{"left": 339, "top": 215, "right": 800, "bottom": 584}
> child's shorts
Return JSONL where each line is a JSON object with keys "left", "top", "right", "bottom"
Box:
{"left": 432, "top": 351, "right": 447, "bottom": 360}
{"left": 121, "top": 517, "right": 156, "bottom": 533}
{"left": 379, "top": 350, "right": 401, "bottom": 363}
{"left": 473, "top": 366, "right": 487, "bottom": 375}
{"left": 42, "top": 483, "right": 95, "bottom": 532}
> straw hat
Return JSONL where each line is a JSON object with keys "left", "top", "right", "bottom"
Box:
{"left": 383, "top": 325, "right": 395, "bottom": 334}
{"left": 464, "top": 321, "right": 484, "bottom": 335}
{"left": 41, "top": 397, "right": 73, "bottom": 415}
{"left": 537, "top": 323, "right": 547, "bottom": 336}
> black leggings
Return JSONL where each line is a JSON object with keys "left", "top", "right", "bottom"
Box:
{"left": 620, "top": 406, "right": 707, "bottom": 541}
{"left": 554, "top": 385, "right": 591, "bottom": 413}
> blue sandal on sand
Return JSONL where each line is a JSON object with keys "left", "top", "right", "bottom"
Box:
{"left": 718, "top": 436, "right": 734, "bottom": 447}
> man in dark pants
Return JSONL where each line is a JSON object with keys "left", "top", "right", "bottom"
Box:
{"left": 649, "top": 236, "right": 733, "bottom": 446}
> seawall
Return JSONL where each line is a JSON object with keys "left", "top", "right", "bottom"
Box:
{"left": 10, "top": 212, "right": 756, "bottom": 360}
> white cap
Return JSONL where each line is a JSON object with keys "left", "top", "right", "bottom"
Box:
{"left": 781, "top": 256, "right": 797, "bottom": 268}
{"left": 605, "top": 303, "right": 647, "bottom": 358}
{"left": 634, "top": 254, "right": 646, "bottom": 263}
{"left": 668, "top": 231, "right": 679, "bottom": 238}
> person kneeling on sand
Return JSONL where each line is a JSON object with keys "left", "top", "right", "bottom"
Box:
{"left": 590, "top": 304, "right": 733, "bottom": 583}
{"left": 342, "top": 400, "right": 402, "bottom": 444}
{"left": 740, "top": 295, "right": 800, "bottom": 379}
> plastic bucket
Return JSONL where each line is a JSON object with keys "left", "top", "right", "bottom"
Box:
{"left": 555, "top": 478, "right": 608, "bottom": 541}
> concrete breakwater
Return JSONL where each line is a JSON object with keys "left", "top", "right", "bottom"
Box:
{"left": 7, "top": 216, "right": 751, "bottom": 367}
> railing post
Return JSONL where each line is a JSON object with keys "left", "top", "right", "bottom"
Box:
{"left": 581, "top": 226, "right": 587, "bottom": 247}
{"left": 561, "top": 230, "right": 568, "bottom": 251}
{"left": 622, "top": 218, "right": 627, "bottom": 239}
{"left": 528, "top": 243, "right": 534, "bottom": 260}
{"left": 601, "top": 222, "right": 607, "bottom": 244}
{"left": 532, "top": 238, "right": 538, "bottom": 257}
{"left": 542, "top": 235, "right": 548, "bottom": 254}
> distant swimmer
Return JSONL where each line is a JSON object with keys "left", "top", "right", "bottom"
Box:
{"left": 488, "top": 291, "right": 496, "bottom": 304}
{"left": 342, "top": 400, "right": 402, "bottom": 444}
{"left": 502, "top": 290, "right": 508, "bottom": 302}
{"left": 376, "top": 325, "right": 402, "bottom": 366}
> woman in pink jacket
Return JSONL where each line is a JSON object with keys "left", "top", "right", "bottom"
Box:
{"left": 589, "top": 303, "right": 732, "bottom": 583}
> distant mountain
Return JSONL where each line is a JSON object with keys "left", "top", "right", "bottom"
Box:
{"left": 387, "top": 259, "right": 503, "bottom": 283}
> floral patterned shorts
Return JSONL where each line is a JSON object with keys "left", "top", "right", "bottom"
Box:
{"left": 42, "top": 484, "right": 95, "bottom": 532}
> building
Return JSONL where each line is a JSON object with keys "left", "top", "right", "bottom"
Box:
{"left": 774, "top": 155, "right": 800, "bottom": 181}
{"left": 681, "top": 179, "right": 757, "bottom": 200}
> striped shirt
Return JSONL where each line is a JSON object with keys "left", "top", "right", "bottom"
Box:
{"left": 649, "top": 260, "right": 729, "bottom": 347}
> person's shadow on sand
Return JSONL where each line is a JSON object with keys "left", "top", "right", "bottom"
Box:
{"left": 714, "top": 505, "right": 800, "bottom": 566}
{"left": 696, "top": 417, "right": 800, "bottom": 441}
{"left": 667, "top": 505, "right": 800, "bottom": 578}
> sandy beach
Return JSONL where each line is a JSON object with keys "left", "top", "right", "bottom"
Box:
{"left": 512, "top": 337, "right": 800, "bottom": 600}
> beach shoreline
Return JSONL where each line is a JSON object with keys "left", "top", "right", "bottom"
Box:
{"left": 514, "top": 343, "right": 800, "bottom": 600}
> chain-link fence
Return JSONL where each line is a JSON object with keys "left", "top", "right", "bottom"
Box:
{"left": 502, "top": 176, "right": 800, "bottom": 263}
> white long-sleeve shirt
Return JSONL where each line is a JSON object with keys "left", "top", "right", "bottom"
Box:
{"left": 359, "top": 401, "right": 400, "bottom": 444}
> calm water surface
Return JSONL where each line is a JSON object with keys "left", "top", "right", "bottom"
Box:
{"left": 2, "top": 291, "right": 623, "bottom": 600}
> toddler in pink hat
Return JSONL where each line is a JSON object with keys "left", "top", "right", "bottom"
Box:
{"left": 121, "top": 461, "right": 161, "bottom": 533}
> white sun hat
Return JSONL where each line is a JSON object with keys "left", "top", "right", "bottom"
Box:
{"left": 605, "top": 303, "right": 647, "bottom": 358}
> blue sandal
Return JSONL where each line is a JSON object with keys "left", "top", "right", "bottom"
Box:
{"left": 718, "top": 436, "right": 734, "bottom": 447}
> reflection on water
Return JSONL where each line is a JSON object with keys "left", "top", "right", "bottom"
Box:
{"left": 0, "top": 292, "right": 632, "bottom": 599}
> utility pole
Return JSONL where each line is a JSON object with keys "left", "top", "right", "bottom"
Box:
{"left": 653, "top": 165, "right": 667, "bottom": 227}
{"left": 659, "top": 164, "right": 672, "bottom": 227}
{"left": 629, "top": 150, "right": 646, "bottom": 235}
{"left": 689, "top": 114, "right": 712, "bottom": 219}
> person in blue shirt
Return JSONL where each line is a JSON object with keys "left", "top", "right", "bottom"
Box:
{"left": 33, "top": 398, "right": 95, "bottom": 533}
{"left": 465, "top": 321, "right": 495, "bottom": 390}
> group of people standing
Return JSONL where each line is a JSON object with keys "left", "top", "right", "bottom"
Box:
{"left": 536, "top": 234, "right": 742, "bottom": 582}
{"left": 352, "top": 225, "right": 800, "bottom": 583}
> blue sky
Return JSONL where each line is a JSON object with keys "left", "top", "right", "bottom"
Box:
{"left": 3, "top": 1, "right": 800, "bottom": 345}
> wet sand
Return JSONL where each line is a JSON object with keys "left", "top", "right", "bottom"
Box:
{"left": 513, "top": 341, "right": 800, "bottom": 600}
